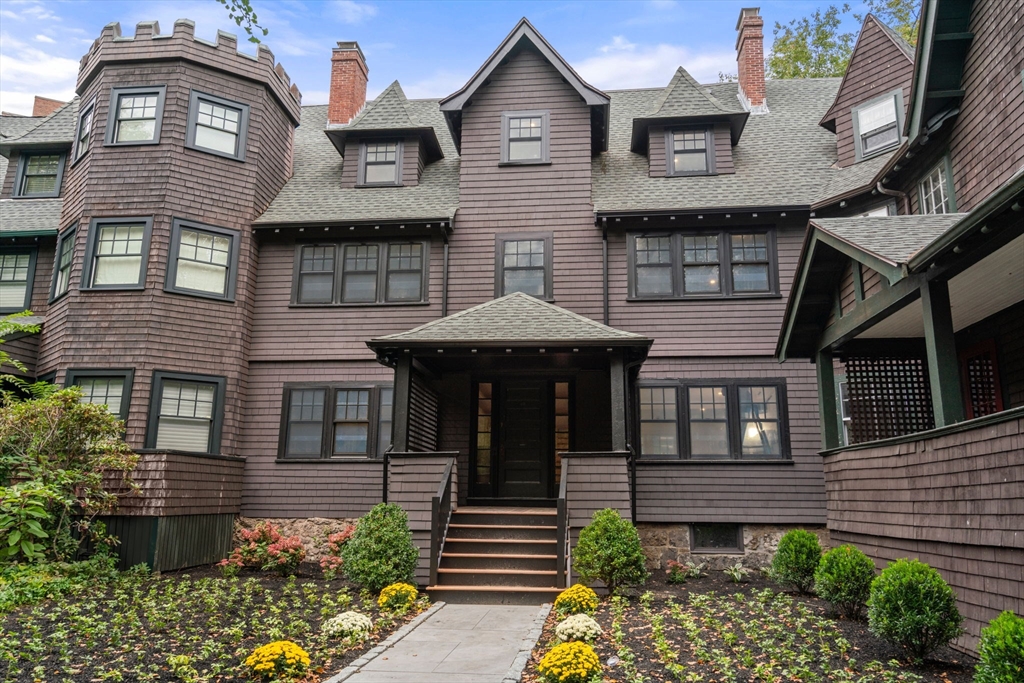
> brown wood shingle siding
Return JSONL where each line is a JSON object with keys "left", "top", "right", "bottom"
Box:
{"left": 109, "top": 452, "right": 245, "bottom": 516}
{"left": 839, "top": 260, "right": 856, "bottom": 316}
{"left": 862, "top": 265, "right": 883, "bottom": 298}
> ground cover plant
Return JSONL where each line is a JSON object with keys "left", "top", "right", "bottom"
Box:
{"left": 0, "top": 563, "right": 428, "bottom": 682}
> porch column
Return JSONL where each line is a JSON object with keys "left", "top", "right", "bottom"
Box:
{"left": 921, "top": 279, "right": 965, "bottom": 427}
{"left": 610, "top": 352, "right": 627, "bottom": 451}
{"left": 392, "top": 354, "right": 412, "bottom": 452}
{"left": 816, "top": 348, "right": 840, "bottom": 450}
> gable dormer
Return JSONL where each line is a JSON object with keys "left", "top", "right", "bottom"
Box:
{"left": 326, "top": 81, "right": 443, "bottom": 189}
{"left": 631, "top": 67, "right": 748, "bottom": 178}
{"left": 0, "top": 98, "right": 76, "bottom": 200}
{"left": 819, "top": 14, "right": 915, "bottom": 168}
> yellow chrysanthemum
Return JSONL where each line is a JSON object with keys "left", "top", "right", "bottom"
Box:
{"left": 554, "top": 584, "right": 599, "bottom": 616}
{"left": 243, "top": 641, "right": 310, "bottom": 680}
{"left": 537, "top": 641, "right": 601, "bottom": 683}
{"left": 377, "top": 582, "right": 418, "bottom": 612}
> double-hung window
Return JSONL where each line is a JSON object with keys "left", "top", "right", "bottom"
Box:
{"left": 15, "top": 152, "right": 65, "bottom": 198}
{"left": 74, "top": 98, "right": 95, "bottom": 161}
{"left": 359, "top": 141, "right": 401, "bottom": 186}
{"left": 0, "top": 248, "right": 37, "bottom": 313}
{"left": 50, "top": 228, "right": 76, "bottom": 301}
{"left": 66, "top": 369, "right": 134, "bottom": 421}
{"left": 919, "top": 158, "right": 955, "bottom": 214}
{"left": 667, "top": 128, "right": 713, "bottom": 176}
{"left": 186, "top": 91, "right": 250, "bottom": 160}
{"left": 638, "top": 380, "right": 789, "bottom": 460}
{"left": 496, "top": 234, "right": 552, "bottom": 299}
{"left": 146, "top": 371, "right": 226, "bottom": 454}
{"left": 501, "top": 111, "right": 549, "bottom": 164}
{"left": 82, "top": 217, "right": 152, "bottom": 290}
{"left": 852, "top": 90, "right": 903, "bottom": 160}
{"left": 279, "top": 384, "right": 393, "bottom": 459}
{"left": 630, "top": 231, "right": 776, "bottom": 298}
{"left": 292, "top": 241, "right": 428, "bottom": 305}
{"left": 165, "top": 219, "right": 239, "bottom": 301}
{"left": 106, "top": 86, "right": 166, "bottom": 145}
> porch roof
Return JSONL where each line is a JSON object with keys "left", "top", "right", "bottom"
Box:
{"left": 367, "top": 292, "right": 651, "bottom": 348}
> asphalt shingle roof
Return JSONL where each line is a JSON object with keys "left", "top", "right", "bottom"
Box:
{"left": 0, "top": 115, "right": 45, "bottom": 189}
{"left": 650, "top": 67, "right": 743, "bottom": 118}
{"left": 0, "top": 198, "right": 63, "bottom": 234}
{"left": 2, "top": 98, "right": 78, "bottom": 147}
{"left": 812, "top": 149, "right": 897, "bottom": 204}
{"left": 369, "top": 292, "right": 651, "bottom": 345}
{"left": 341, "top": 81, "right": 418, "bottom": 131}
{"left": 255, "top": 102, "right": 459, "bottom": 225}
{"left": 811, "top": 214, "right": 964, "bottom": 264}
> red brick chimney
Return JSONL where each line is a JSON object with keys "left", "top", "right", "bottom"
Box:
{"left": 328, "top": 41, "right": 368, "bottom": 126}
{"left": 32, "top": 95, "right": 66, "bottom": 117}
{"left": 736, "top": 7, "right": 768, "bottom": 114}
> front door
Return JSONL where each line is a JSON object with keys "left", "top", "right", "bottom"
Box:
{"left": 498, "top": 380, "right": 549, "bottom": 498}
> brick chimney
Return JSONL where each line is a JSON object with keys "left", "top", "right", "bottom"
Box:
{"left": 328, "top": 41, "right": 368, "bottom": 126}
{"left": 32, "top": 95, "right": 66, "bottom": 117}
{"left": 736, "top": 7, "right": 768, "bottom": 114}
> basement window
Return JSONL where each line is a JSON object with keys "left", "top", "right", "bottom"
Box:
{"left": 691, "top": 523, "right": 743, "bottom": 552}
{"left": 852, "top": 89, "right": 903, "bottom": 160}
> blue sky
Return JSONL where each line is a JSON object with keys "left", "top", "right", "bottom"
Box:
{"left": 0, "top": 0, "right": 872, "bottom": 115}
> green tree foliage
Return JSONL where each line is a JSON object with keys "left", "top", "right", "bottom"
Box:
{"left": 216, "top": 0, "right": 268, "bottom": 43}
{"left": 868, "top": 558, "right": 963, "bottom": 659}
{"left": 341, "top": 503, "right": 419, "bottom": 592}
{"left": 572, "top": 508, "right": 649, "bottom": 594}
{"left": 0, "top": 313, "right": 55, "bottom": 401}
{"left": 858, "top": 0, "right": 921, "bottom": 47}
{"left": 767, "top": 4, "right": 856, "bottom": 79}
{"left": 974, "top": 611, "right": 1023, "bottom": 683}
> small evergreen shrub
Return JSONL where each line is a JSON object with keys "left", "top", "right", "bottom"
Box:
{"left": 974, "top": 611, "right": 1023, "bottom": 683}
{"left": 341, "top": 503, "right": 419, "bottom": 592}
{"left": 815, "top": 544, "right": 875, "bottom": 618}
{"left": 377, "top": 582, "right": 418, "bottom": 613}
{"left": 770, "top": 529, "right": 822, "bottom": 593}
{"left": 572, "top": 508, "right": 649, "bottom": 594}
{"left": 868, "top": 559, "right": 963, "bottom": 659}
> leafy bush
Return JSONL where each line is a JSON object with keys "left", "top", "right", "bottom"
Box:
{"left": 263, "top": 536, "right": 305, "bottom": 576}
{"left": 572, "top": 508, "right": 649, "bottom": 594}
{"left": 666, "top": 559, "right": 705, "bottom": 584}
{"left": 341, "top": 503, "right": 418, "bottom": 592}
{"left": 554, "top": 583, "right": 599, "bottom": 616}
{"left": 868, "top": 559, "right": 963, "bottom": 659}
{"left": 321, "top": 611, "right": 374, "bottom": 640}
{"left": 815, "top": 544, "right": 875, "bottom": 618}
{"left": 770, "top": 529, "right": 822, "bottom": 593}
{"left": 554, "top": 613, "right": 603, "bottom": 643}
{"left": 243, "top": 641, "right": 310, "bottom": 681}
{"left": 0, "top": 555, "right": 117, "bottom": 613}
{"left": 537, "top": 641, "right": 602, "bottom": 683}
{"left": 974, "top": 611, "right": 1023, "bottom": 683}
{"left": 377, "top": 582, "right": 418, "bottom": 613}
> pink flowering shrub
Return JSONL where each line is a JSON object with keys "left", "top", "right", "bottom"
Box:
{"left": 265, "top": 536, "right": 306, "bottom": 576}
{"left": 217, "top": 552, "right": 244, "bottom": 577}
{"left": 217, "top": 521, "right": 306, "bottom": 576}
{"left": 319, "top": 525, "right": 355, "bottom": 580}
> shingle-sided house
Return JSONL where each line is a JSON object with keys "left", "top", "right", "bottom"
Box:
{"left": 0, "top": 1, "right": 1020, "bottom": 638}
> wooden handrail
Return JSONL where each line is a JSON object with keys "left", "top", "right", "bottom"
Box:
{"left": 428, "top": 457, "right": 455, "bottom": 587}
{"left": 556, "top": 458, "right": 568, "bottom": 588}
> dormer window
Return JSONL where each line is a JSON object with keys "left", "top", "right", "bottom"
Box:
{"left": 15, "top": 152, "right": 65, "bottom": 198}
{"left": 666, "top": 128, "right": 714, "bottom": 176}
{"left": 852, "top": 90, "right": 903, "bottom": 160}
{"left": 500, "top": 111, "right": 549, "bottom": 164}
{"left": 358, "top": 141, "right": 402, "bottom": 186}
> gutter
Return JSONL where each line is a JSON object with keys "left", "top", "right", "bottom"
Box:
{"left": 875, "top": 181, "right": 910, "bottom": 216}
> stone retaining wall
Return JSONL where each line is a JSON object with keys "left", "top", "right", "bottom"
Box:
{"left": 236, "top": 516, "right": 358, "bottom": 562}
{"left": 637, "top": 523, "right": 830, "bottom": 571}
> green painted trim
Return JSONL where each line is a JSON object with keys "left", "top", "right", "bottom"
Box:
{"left": 907, "top": 0, "right": 938, "bottom": 141}
{"left": 818, "top": 274, "right": 925, "bottom": 351}
{"left": 820, "top": 406, "right": 1024, "bottom": 457}
{"left": 776, "top": 230, "right": 819, "bottom": 361}
{"left": 816, "top": 349, "right": 839, "bottom": 450}
{"left": 147, "top": 517, "right": 159, "bottom": 570}
{"left": 852, "top": 262, "right": 865, "bottom": 302}
{"left": 920, "top": 279, "right": 965, "bottom": 426}
{"left": 0, "top": 230, "right": 59, "bottom": 238}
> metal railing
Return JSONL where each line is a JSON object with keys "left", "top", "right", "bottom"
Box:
{"left": 556, "top": 458, "right": 568, "bottom": 588}
{"left": 428, "top": 457, "right": 455, "bottom": 586}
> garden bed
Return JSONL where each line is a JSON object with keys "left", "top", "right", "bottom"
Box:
{"left": 0, "top": 562, "right": 427, "bottom": 682}
{"left": 524, "top": 572, "right": 975, "bottom": 683}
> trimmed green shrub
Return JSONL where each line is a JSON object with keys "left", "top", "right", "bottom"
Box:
{"left": 341, "top": 503, "right": 419, "bottom": 592}
{"left": 814, "top": 544, "right": 875, "bottom": 618}
{"left": 770, "top": 529, "right": 822, "bottom": 593}
{"left": 974, "top": 611, "right": 1023, "bottom": 683}
{"left": 572, "top": 508, "right": 648, "bottom": 594}
{"left": 868, "top": 558, "right": 963, "bottom": 659}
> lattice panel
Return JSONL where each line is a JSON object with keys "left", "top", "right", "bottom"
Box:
{"left": 964, "top": 351, "right": 999, "bottom": 418}
{"left": 845, "top": 355, "right": 935, "bottom": 444}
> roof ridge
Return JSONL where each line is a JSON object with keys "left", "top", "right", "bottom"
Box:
{"left": 7, "top": 97, "right": 77, "bottom": 143}
{"left": 509, "top": 292, "right": 644, "bottom": 337}
{"left": 652, "top": 66, "right": 736, "bottom": 117}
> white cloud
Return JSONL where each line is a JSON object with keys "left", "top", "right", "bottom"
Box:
{"left": 0, "top": 34, "right": 78, "bottom": 114}
{"left": 576, "top": 37, "right": 735, "bottom": 90}
{"left": 400, "top": 70, "right": 470, "bottom": 100}
{"left": 35, "top": 34, "right": 55, "bottom": 43}
{"left": 329, "top": 1, "right": 377, "bottom": 24}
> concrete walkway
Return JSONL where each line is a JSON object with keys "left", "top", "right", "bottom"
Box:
{"left": 340, "top": 603, "right": 549, "bottom": 683}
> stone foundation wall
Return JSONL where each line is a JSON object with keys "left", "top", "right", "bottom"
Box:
{"left": 235, "top": 516, "right": 358, "bottom": 562}
{"left": 637, "top": 523, "right": 830, "bottom": 571}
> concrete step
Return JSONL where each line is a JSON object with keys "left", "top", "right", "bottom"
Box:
{"left": 440, "top": 552, "right": 558, "bottom": 572}
{"left": 426, "top": 584, "right": 562, "bottom": 605}
{"left": 436, "top": 567, "right": 559, "bottom": 587}
{"left": 446, "top": 523, "right": 557, "bottom": 541}
{"left": 442, "top": 538, "right": 557, "bottom": 555}
{"left": 451, "top": 509, "right": 556, "bottom": 527}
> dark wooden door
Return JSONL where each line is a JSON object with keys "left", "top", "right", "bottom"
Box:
{"left": 499, "top": 380, "right": 549, "bottom": 498}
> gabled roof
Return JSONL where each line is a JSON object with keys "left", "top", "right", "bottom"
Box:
{"left": 367, "top": 292, "right": 651, "bottom": 347}
{"left": 812, "top": 214, "right": 963, "bottom": 265}
{"left": 0, "top": 98, "right": 78, "bottom": 154}
{"left": 811, "top": 148, "right": 900, "bottom": 207}
{"left": 325, "top": 81, "right": 444, "bottom": 162}
{"left": 630, "top": 67, "right": 748, "bottom": 152}
{"left": 0, "top": 198, "right": 63, "bottom": 235}
{"left": 439, "top": 18, "right": 610, "bottom": 154}
{"left": 875, "top": 16, "right": 916, "bottom": 59}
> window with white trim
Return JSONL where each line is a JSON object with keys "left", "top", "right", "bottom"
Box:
{"left": 919, "top": 159, "right": 954, "bottom": 214}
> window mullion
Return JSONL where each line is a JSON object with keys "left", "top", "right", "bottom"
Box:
{"left": 377, "top": 242, "right": 387, "bottom": 304}
{"left": 672, "top": 234, "right": 682, "bottom": 298}
{"left": 728, "top": 384, "right": 741, "bottom": 459}
{"left": 322, "top": 387, "right": 333, "bottom": 458}
{"left": 721, "top": 231, "right": 732, "bottom": 297}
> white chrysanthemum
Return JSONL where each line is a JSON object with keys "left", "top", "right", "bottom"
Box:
{"left": 321, "top": 611, "right": 373, "bottom": 638}
{"left": 554, "top": 613, "right": 603, "bottom": 643}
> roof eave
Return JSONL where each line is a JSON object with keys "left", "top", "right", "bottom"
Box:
{"left": 252, "top": 215, "right": 455, "bottom": 229}
{"left": 323, "top": 126, "right": 445, "bottom": 163}
{"left": 366, "top": 338, "right": 653, "bottom": 350}
{"left": 629, "top": 112, "right": 748, "bottom": 153}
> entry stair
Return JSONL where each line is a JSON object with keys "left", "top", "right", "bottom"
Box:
{"left": 426, "top": 507, "right": 563, "bottom": 604}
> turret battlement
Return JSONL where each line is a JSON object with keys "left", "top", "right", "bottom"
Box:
{"left": 78, "top": 19, "right": 302, "bottom": 123}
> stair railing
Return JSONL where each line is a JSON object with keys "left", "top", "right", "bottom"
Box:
{"left": 428, "top": 457, "right": 455, "bottom": 587}
{"left": 556, "top": 457, "right": 568, "bottom": 588}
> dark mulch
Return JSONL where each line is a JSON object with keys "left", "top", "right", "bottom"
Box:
{"left": 0, "top": 562, "right": 423, "bottom": 682}
{"left": 524, "top": 571, "right": 975, "bottom": 683}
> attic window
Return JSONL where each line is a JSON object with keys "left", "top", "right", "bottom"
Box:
{"left": 359, "top": 141, "right": 402, "bottom": 186}
{"left": 15, "top": 152, "right": 65, "bottom": 198}
{"left": 852, "top": 90, "right": 903, "bottom": 160}
{"left": 500, "top": 111, "right": 550, "bottom": 164}
{"left": 666, "top": 128, "right": 714, "bottom": 176}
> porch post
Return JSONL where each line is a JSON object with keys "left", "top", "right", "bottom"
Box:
{"left": 392, "top": 354, "right": 412, "bottom": 453}
{"left": 921, "top": 279, "right": 965, "bottom": 427}
{"left": 816, "top": 348, "right": 840, "bottom": 450}
{"left": 610, "top": 351, "right": 627, "bottom": 451}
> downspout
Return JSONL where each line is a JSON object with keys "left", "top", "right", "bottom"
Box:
{"left": 876, "top": 181, "right": 910, "bottom": 216}
{"left": 441, "top": 231, "right": 449, "bottom": 318}
{"left": 602, "top": 228, "right": 610, "bottom": 325}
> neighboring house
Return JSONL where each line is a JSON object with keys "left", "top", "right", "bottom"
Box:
{"left": 0, "top": 1, "right": 1018, "bottom": 644}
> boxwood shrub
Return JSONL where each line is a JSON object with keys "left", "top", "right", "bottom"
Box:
{"left": 770, "top": 529, "right": 822, "bottom": 594}
{"left": 868, "top": 559, "right": 963, "bottom": 660}
{"left": 814, "top": 544, "right": 875, "bottom": 618}
{"left": 572, "top": 508, "right": 648, "bottom": 594}
{"left": 341, "top": 503, "right": 419, "bottom": 592}
{"left": 974, "top": 611, "right": 1023, "bottom": 683}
